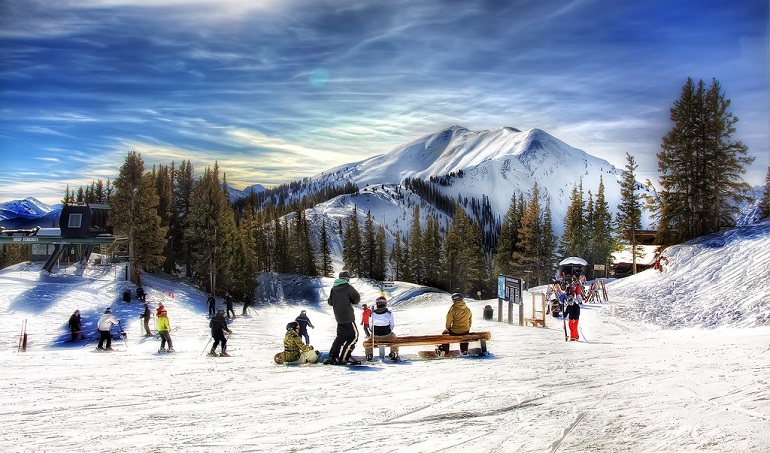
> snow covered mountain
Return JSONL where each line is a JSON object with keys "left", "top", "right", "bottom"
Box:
{"left": 303, "top": 126, "right": 647, "bottom": 238}
{"left": 0, "top": 197, "right": 61, "bottom": 229}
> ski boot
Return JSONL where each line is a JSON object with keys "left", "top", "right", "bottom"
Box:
{"left": 159, "top": 347, "right": 167, "bottom": 353}
{"left": 219, "top": 350, "right": 231, "bottom": 357}
{"left": 365, "top": 354, "right": 373, "bottom": 362}
{"left": 388, "top": 352, "right": 399, "bottom": 361}
{"left": 208, "top": 348, "right": 218, "bottom": 357}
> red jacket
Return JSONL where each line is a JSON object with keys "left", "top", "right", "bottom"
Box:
{"left": 361, "top": 307, "right": 371, "bottom": 326}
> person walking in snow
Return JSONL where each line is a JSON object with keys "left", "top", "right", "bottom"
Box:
{"left": 68, "top": 310, "right": 81, "bottom": 341}
{"left": 439, "top": 293, "right": 472, "bottom": 356}
{"left": 209, "top": 309, "right": 232, "bottom": 357}
{"left": 225, "top": 293, "right": 236, "bottom": 319}
{"left": 140, "top": 303, "right": 152, "bottom": 336}
{"left": 295, "top": 310, "right": 314, "bottom": 344}
{"left": 283, "top": 321, "right": 318, "bottom": 364}
{"left": 157, "top": 307, "right": 174, "bottom": 352}
{"left": 361, "top": 303, "right": 372, "bottom": 337}
{"left": 207, "top": 294, "right": 216, "bottom": 317}
{"left": 564, "top": 298, "right": 581, "bottom": 341}
{"left": 364, "top": 296, "right": 399, "bottom": 361}
{"left": 324, "top": 270, "right": 361, "bottom": 365}
{"left": 97, "top": 307, "right": 120, "bottom": 350}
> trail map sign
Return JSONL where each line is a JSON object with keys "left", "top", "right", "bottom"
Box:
{"left": 497, "top": 275, "right": 524, "bottom": 325}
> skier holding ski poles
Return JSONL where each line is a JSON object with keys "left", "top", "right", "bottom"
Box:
{"left": 96, "top": 308, "right": 120, "bottom": 351}
{"left": 208, "top": 309, "right": 232, "bottom": 357}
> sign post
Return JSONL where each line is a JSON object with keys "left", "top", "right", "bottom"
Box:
{"left": 497, "top": 275, "right": 524, "bottom": 325}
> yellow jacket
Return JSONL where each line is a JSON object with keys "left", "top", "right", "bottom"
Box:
{"left": 446, "top": 301, "right": 472, "bottom": 333}
{"left": 157, "top": 315, "right": 170, "bottom": 332}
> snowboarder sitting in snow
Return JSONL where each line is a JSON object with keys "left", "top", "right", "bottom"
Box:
{"left": 157, "top": 308, "right": 174, "bottom": 353}
{"left": 295, "top": 310, "right": 314, "bottom": 344}
{"left": 439, "top": 293, "right": 472, "bottom": 356}
{"left": 68, "top": 309, "right": 81, "bottom": 341}
{"left": 136, "top": 285, "right": 146, "bottom": 302}
{"left": 364, "top": 296, "right": 399, "bottom": 361}
{"left": 97, "top": 307, "right": 120, "bottom": 350}
{"left": 564, "top": 298, "right": 580, "bottom": 341}
{"left": 283, "top": 321, "right": 317, "bottom": 364}
{"left": 209, "top": 309, "right": 232, "bottom": 357}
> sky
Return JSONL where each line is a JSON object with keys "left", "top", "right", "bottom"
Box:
{"left": 1, "top": 0, "right": 768, "bottom": 205}
{"left": 0, "top": 220, "right": 768, "bottom": 451}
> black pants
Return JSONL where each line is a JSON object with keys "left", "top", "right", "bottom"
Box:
{"left": 70, "top": 329, "right": 78, "bottom": 341}
{"left": 97, "top": 330, "right": 112, "bottom": 349}
{"left": 328, "top": 322, "right": 358, "bottom": 362}
{"left": 212, "top": 331, "right": 228, "bottom": 352}
{"left": 440, "top": 329, "right": 469, "bottom": 354}
{"left": 208, "top": 304, "right": 215, "bottom": 316}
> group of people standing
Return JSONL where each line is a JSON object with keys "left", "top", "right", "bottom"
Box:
{"left": 281, "top": 270, "right": 474, "bottom": 365}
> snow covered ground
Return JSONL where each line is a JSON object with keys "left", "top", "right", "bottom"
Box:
{"left": 1, "top": 222, "right": 769, "bottom": 452}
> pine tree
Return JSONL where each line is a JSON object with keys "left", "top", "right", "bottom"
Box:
{"left": 342, "top": 210, "right": 362, "bottom": 276}
{"left": 561, "top": 179, "right": 587, "bottom": 258}
{"left": 155, "top": 164, "right": 174, "bottom": 274}
{"left": 373, "top": 225, "right": 387, "bottom": 281}
{"left": 109, "top": 151, "right": 167, "bottom": 284}
{"left": 319, "top": 220, "right": 334, "bottom": 277}
{"left": 173, "top": 160, "right": 195, "bottom": 277}
{"left": 389, "top": 233, "right": 403, "bottom": 281}
{"left": 362, "top": 210, "right": 376, "bottom": 278}
{"left": 409, "top": 205, "right": 423, "bottom": 284}
{"left": 494, "top": 193, "right": 524, "bottom": 278}
{"left": 616, "top": 153, "right": 645, "bottom": 274}
{"left": 444, "top": 204, "right": 485, "bottom": 293}
{"left": 186, "top": 163, "right": 236, "bottom": 294}
{"left": 656, "top": 77, "right": 754, "bottom": 245}
{"left": 421, "top": 216, "right": 443, "bottom": 288}
{"left": 761, "top": 167, "right": 770, "bottom": 219}
{"left": 587, "top": 176, "right": 616, "bottom": 278}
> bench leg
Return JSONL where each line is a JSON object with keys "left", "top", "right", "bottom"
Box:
{"left": 480, "top": 340, "right": 487, "bottom": 355}
{"left": 378, "top": 345, "right": 386, "bottom": 360}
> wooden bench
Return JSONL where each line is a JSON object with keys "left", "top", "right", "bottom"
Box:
{"left": 364, "top": 331, "right": 491, "bottom": 359}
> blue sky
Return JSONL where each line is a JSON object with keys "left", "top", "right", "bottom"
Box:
{"left": 1, "top": 0, "right": 768, "bottom": 205}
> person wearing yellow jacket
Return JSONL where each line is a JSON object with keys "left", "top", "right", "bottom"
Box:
{"left": 439, "top": 293, "right": 472, "bottom": 355}
{"left": 157, "top": 308, "right": 174, "bottom": 353}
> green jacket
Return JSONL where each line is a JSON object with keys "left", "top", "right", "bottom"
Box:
{"left": 446, "top": 300, "right": 472, "bottom": 333}
{"left": 283, "top": 330, "right": 312, "bottom": 362}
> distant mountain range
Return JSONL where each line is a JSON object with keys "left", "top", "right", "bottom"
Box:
{"left": 2, "top": 127, "right": 764, "bottom": 256}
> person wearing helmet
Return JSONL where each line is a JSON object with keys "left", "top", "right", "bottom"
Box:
{"left": 157, "top": 308, "right": 174, "bottom": 353}
{"left": 208, "top": 309, "right": 232, "bottom": 357}
{"left": 361, "top": 304, "right": 372, "bottom": 337}
{"left": 324, "top": 270, "right": 361, "bottom": 365}
{"left": 295, "top": 310, "right": 314, "bottom": 344}
{"left": 96, "top": 307, "right": 120, "bottom": 351}
{"left": 283, "top": 321, "right": 318, "bottom": 364}
{"left": 439, "top": 292, "right": 472, "bottom": 356}
{"left": 563, "top": 297, "right": 581, "bottom": 341}
{"left": 364, "top": 296, "right": 399, "bottom": 361}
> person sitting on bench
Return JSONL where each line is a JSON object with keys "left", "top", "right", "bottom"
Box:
{"left": 439, "top": 292, "right": 472, "bottom": 356}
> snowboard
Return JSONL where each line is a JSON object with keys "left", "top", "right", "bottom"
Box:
{"left": 418, "top": 348, "right": 487, "bottom": 359}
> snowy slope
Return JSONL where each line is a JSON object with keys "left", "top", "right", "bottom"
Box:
{"left": 0, "top": 222, "right": 769, "bottom": 452}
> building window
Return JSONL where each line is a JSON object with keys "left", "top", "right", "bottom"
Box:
{"left": 68, "top": 213, "right": 82, "bottom": 228}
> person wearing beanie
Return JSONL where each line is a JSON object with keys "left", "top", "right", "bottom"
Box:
{"left": 439, "top": 292, "right": 472, "bottom": 356}
{"left": 68, "top": 310, "right": 81, "bottom": 341}
{"left": 96, "top": 308, "right": 120, "bottom": 350}
{"left": 324, "top": 270, "right": 361, "bottom": 365}
{"left": 364, "top": 296, "right": 399, "bottom": 361}
{"left": 208, "top": 309, "right": 232, "bottom": 357}
{"left": 282, "top": 321, "right": 317, "bottom": 364}
{"left": 157, "top": 308, "right": 174, "bottom": 353}
{"left": 361, "top": 304, "right": 372, "bottom": 337}
{"left": 295, "top": 310, "right": 314, "bottom": 344}
{"left": 140, "top": 303, "right": 152, "bottom": 336}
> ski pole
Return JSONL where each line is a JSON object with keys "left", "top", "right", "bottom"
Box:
{"left": 201, "top": 336, "right": 213, "bottom": 356}
{"left": 17, "top": 320, "right": 25, "bottom": 352}
{"left": 83, "top": 329, "right": 99, "bottom": 347}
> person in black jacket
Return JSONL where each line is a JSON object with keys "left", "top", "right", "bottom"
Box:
{"left": 295, "top": 310, "right": 314, "bottom": 344}
{"left": 225, "top": 293, "right": 236, "bottom": 319}
{"left": 68, "top": 310, "right": 81, "bottom": 341}
{"left": 324, "top": 271, "right": 361, "bottom": 365}
{"left": 209, "top": 309, "right": 232, "bottom": 356}
{"left": 140, "top": 303, "right": 152, "bottom": 336}
{"left": 207, "top": 294, "right": 216, "bottom": 317}
{"left": 564, "top": 298, "right": 581, "bottom": 341}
